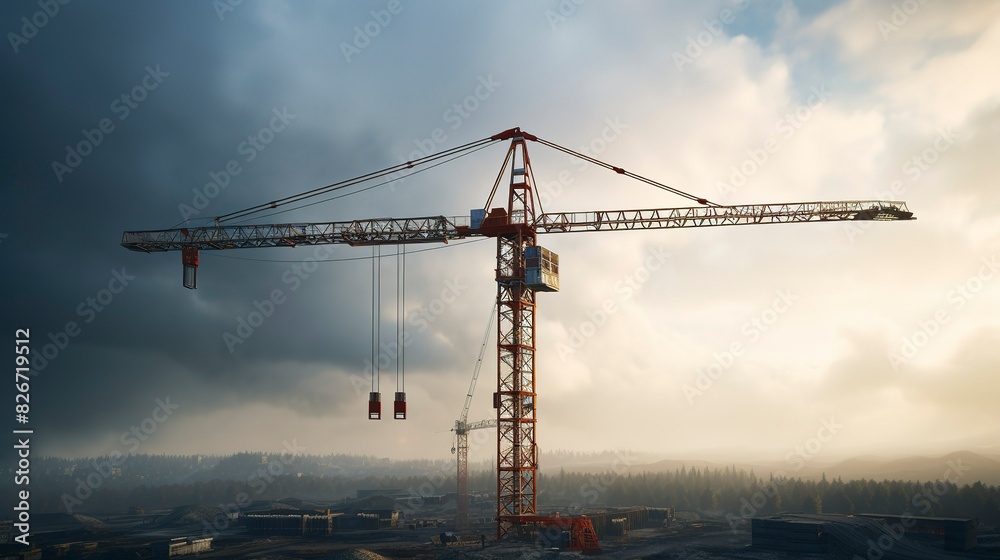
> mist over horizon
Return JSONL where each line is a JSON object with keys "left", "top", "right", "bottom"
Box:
{"left": 35, "top": 447, "right": 1000, "bottom": 479}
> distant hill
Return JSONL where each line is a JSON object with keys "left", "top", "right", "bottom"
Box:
{"left": 972, "top": 446, "right": 1000, "bottom": 463}
{"left": 821, "top": 451, "right": 1000, "bottom": 486}
{"left": 548, "top": 451, "right": 1000, "bottom": 486}
{"left": 557, "top": 458, "right": 729, "bottom": 475}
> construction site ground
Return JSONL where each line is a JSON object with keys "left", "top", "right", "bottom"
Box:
{"left": 21, "top": 510, "right": 1000, "bottom": 560}
{"left": 171, "top": 523, "right": 1000, "bottom": 559}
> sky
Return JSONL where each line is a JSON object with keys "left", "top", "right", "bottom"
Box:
{"left": 2, "top": 1, "right": 999, "bottom": 469}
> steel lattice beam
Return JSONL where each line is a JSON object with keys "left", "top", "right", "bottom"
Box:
{"left": 495, "top": 137, "right": 540, "bottom": 541}
{"left": 456, "top": 431, "right": 470, "bottom": 530}
{"left": 535, "top": 200, "right": 912, "bottom": 233}
{"left": 121, "top": 216, "right": 471, "bottom": 252}
{"left": 495, "top": 257, "right": 538, "bottom": 539}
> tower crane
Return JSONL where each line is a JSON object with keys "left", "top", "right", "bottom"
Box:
{"left": 121, "top": 127, "right": 914, "bottom": 549}
{"left": 452, "top": 305, "right": 498, "bottom": 531}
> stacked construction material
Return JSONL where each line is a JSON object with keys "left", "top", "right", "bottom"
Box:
{"left": 857, "top": 514, "right": 977, "bottom": 551}
{"left": 753, "top": 513, "right": 974, "bottom": 560}
{"left": 752, "top": 516, "right": 827, "bottom": 553}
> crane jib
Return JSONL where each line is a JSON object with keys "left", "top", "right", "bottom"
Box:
{"left": 121, "top": 202, "right": 912, "bottom": 288}
{"left": 121, "top": 201, "right": 912, "bottom": 252}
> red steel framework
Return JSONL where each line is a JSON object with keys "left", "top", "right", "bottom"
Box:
{"left": 493, "top": 137, "right": 539, "bottom": 540}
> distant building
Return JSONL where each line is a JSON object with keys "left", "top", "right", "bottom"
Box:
{"left": 857, "top": 514, "right": 979, "bottom": 551}
{"left": 152, "top": 537, "right": 212, "bottom": 558}
{"left": 753, "top": 513, "right": 979, "bottom": 554}
{"left": 244, "top": 509, "right": 400, "bottom": 536}
{"left": 245, "top": 512, "right": 340, "bottom": 536}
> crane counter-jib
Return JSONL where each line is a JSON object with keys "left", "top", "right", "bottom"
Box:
{"left": 120, "top": 215, "right": 476, "bottom": 253}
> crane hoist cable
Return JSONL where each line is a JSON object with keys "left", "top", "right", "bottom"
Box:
{"left": 371, "top": 245, "right": 380, "bottom": 395}
{"left": 371, "top": 243, "right": 413, "bottom": 420}
{"left": 368, "top": 245, "right": 382, "bottom": 420}
{"left": 389, "top": 245, "right": 408, "bottom": 419}
{"left": 396, "top": 245, "right": 406, "bottom": 392}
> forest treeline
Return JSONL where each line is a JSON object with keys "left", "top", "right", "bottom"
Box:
{"left": 529, "top": 467, "right": 1000, "bottom": 525}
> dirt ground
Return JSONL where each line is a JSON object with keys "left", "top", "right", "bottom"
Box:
{"left": 194, "top": 520, "right": 1000, "bottom": 560}
{"left": 19, "top": 512, "right": 1000, "bottom": 560}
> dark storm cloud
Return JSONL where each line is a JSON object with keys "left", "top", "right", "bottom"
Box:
{"left": 1, "top": 1, "right": 502, "bottom": 452}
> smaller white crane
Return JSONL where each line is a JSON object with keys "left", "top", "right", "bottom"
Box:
{"left": 452, "top": 305, "right": 498, "bottom": 531}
